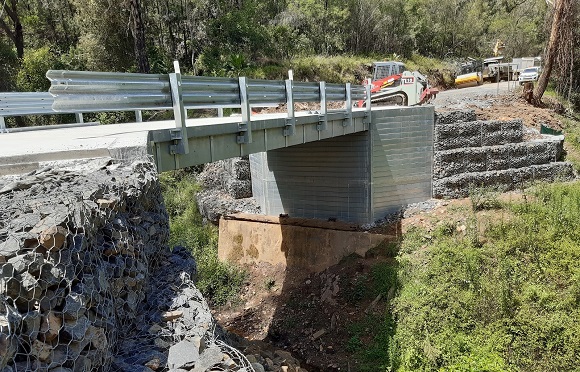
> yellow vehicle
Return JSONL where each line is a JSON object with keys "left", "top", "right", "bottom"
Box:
{"left": 455, "top": 59, "right": 483, "bottom": 88}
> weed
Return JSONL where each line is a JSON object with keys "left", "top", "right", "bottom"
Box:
{"left": 263, "top": 277, "right": 276, "bottom": 291}
{"left": 341, "top": 274, "right": 369, "bottom": 305}
{"left": 370, "top": 262, "right": 398, "bottom": 298}
{"left": 347, "top": 313, "right": 399, "bottom": 371}
{"left": 468, "top": 184, "right": 503, "bottom": 212}
{"left": 345, "top": 335, "right": 363, "bottom": 353}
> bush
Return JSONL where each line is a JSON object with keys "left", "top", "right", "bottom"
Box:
{"left": 17, "top": 46, "right": 64, "bottom": 92}
{"left": 0, "top": 41, "right": 17, "bottom": 91}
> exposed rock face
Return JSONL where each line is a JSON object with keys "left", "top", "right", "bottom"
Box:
{"left": 196, "top": 157, "right": 260, "bottom": 223}
{"left": 433, "top": 110, "right": 575, "bottom": 198}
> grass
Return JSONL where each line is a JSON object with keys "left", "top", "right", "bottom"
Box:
{"left": 391, "top": 181, "right": 580, "bottom": 371}
{"left": 560, "top": 114, "right": 580, "bottom": 172}
{"left": 159, "top": 170, "right": 246, "bottom": 306}
{"left": 542, "top": 87, "right": 580, "bottom": 172}
{"left": 345, "top": 182, "right": 580, "bottom": 371}
{"left": 345, "top": 261, "right": 399, "bottom": 371}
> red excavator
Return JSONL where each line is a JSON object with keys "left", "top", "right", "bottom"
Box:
{"left": 358, "top": 61, "right": 438, "bottom": 107}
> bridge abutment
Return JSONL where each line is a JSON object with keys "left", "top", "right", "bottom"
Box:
{"left": 250, "top": 106, "right": 435, "bottom": 224}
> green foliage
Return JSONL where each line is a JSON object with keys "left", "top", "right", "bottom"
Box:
{"left": 290, "top": 55, "right": 373, "bottom": 83}
{"left": 347, "top": 313, "right": 399, "bottom": 371}
{"left": 469, "top": 185, "right": 503, "bottom": 211}
{"left": 393, "top": 182, "right": 580, "bottom": 371}
{"left": 16, "top": 47, "right": 63, "bottom": 92}
{"left": 72, "top": 0, "right": 134, "bottom": 71}
{"left": 160, "top": 171, "right": 246, "bottom": 306}
{"left": 342, "top": 260, "right": 400, "bottom": 370}
{"left": 0, "top": 41, "right": 17, "bottom": 91}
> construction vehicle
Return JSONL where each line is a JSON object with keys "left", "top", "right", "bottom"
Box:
{"left": 493, "top": 39, "right": 506, "bottom": 57}
{"left": 357, "top": 61, "right": 438, "bottom": 107}
{"left": 454, "top": 58, "right": 483, "bottom": 88}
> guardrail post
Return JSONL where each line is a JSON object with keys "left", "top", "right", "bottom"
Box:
{"left": 317, "top": 81, "right": 327, "bottom": 131}
{"left": 364, "top": 79, "right": 372, "bottom": 124}
{"left": 168, "top": 61, "right": 190, "bottom": 155}
{"left": 218, "top": 107, "right": 224, "bottom": 118}
{"left": 75, "top": 113, "right": 84, "bottom": 124}
{"left": 344, "top": 82, "right": 352, "bottom": 127}
{"left": 135, "top": 110, "right": 143, "bottom": 122}
{"left": 237, "top": 76, "right": 252, "bottom": 144}
{"left": 0, "top": 116, "right": 6, "bottom": 133}
{"left": 284, "top": 79, "right": 295, "bottom": 136}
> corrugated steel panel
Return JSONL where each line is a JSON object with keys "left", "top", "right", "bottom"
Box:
{"left": 251, "top": 106, "right": 434, "bottom": 224}
{"left": 250, "top": 132, "right": 370, "bottom": 223}
{"left": 370, "top": 107, "right": 434, "bottom": 221}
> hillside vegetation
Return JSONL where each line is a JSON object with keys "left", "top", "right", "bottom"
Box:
{"left": 376, "top": 182, "right": 580, "bottom": 371}
{"left": 0, "top": 0, "right": 559, "bottom": 88}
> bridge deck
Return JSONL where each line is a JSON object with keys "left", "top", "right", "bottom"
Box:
{"left": 0, "top": 108, "right": 371, "bottom": 174}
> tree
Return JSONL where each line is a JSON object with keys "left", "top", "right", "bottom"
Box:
{"left": 532, "top": 0, "right": 574, "bottom": 104}
{"left": 0, "top": 0, "right": 24, "bottom": 58}
{"left": 129, "top": 0, "right": 150, "bottom": 73}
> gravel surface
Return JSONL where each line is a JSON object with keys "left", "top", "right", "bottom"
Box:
{"left": 434, "top": 81, "right": 515, "bottom": 110}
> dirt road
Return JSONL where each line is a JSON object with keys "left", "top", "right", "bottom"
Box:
{"left": 434, "top": 81, "right": 518, "bottom": 109}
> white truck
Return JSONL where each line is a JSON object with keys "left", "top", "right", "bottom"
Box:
{"left": 512, "top": 57, "right": 542, "bottom": 77}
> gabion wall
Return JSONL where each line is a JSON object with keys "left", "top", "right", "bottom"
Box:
{"left": 433, "top": 110, "right": 575, "bottom": 198}
{"left": 434, "top": 119, "right": 524, "bottom": 151}
{"left": 0, "top": 159, "right": 168, "bottom": 371}
{"left": 196, "top": 157, "right": 260, "bottom": 224}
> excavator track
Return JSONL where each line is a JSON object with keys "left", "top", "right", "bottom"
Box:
{"left": 370, "top": 92, "right": 408, "bottom": 106}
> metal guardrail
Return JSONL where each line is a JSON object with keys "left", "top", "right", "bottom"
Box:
{"left": 0, "top": 92, "right": 78, "bottom": 132}
{"left": 0, "top": 90, "right": 144, "bottom": 133}
{"left": 46, "top": 62, "right": 370, "bottom": 156}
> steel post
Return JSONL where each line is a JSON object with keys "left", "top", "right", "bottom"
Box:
{"left": 237, "top": 76, "right": 252, "bottom": 144}
{"left": 75, "top": 113, "right": 84, "bottom": 124}
{"left": 168, "top": 61, "right": 190, "bottom": 155}
{"left": 317, "top": 81, "right": 327, "bottom": 132}
{"left": 284, "top": 79, "right": 295, "bottom": 136}
{"left": 345, "top": 83, "right": 353, "bottom": 127}
{"left": 365, "top": 80, "right": 372, "bottom": 124}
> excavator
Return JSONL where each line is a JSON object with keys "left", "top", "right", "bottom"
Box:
{"left": 357, "top": 61, "right": 438, "bottom": 107}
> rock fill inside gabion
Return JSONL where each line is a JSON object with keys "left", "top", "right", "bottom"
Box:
{"left": 433, "top": 110, "right": 575, "bottom": 198}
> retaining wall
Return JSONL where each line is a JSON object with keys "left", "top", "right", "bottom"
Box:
{"left": 434, "top": 120, "right": 524, "bottom": 151}
{"left": 196, "top": 157, "right": 260, "bottom": 224}
{"left": 0, "top": 159, "right": 240, "bottom": 372}
{"left": 433, "top": 110, "right": 575, "bottom": 198}
{"left": 0, "top": 159, "right": 168, "bottom": 370}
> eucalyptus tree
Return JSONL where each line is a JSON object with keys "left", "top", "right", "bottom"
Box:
{"left": 533, "top": 0, "right": 576, "bottom": 104}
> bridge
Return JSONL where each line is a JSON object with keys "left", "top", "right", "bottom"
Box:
{"left": 0, "top": 66, "right": 434, "bottom": 224}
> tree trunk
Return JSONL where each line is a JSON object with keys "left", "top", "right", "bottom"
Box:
{"left": 129, "top": 0, "right": 150, "bottom": 73}
{"left": 532, "top": 0, "right": 569, "bottom": 105}
{"left": 0, "top": 0, "right": 24, "bottom": 58}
